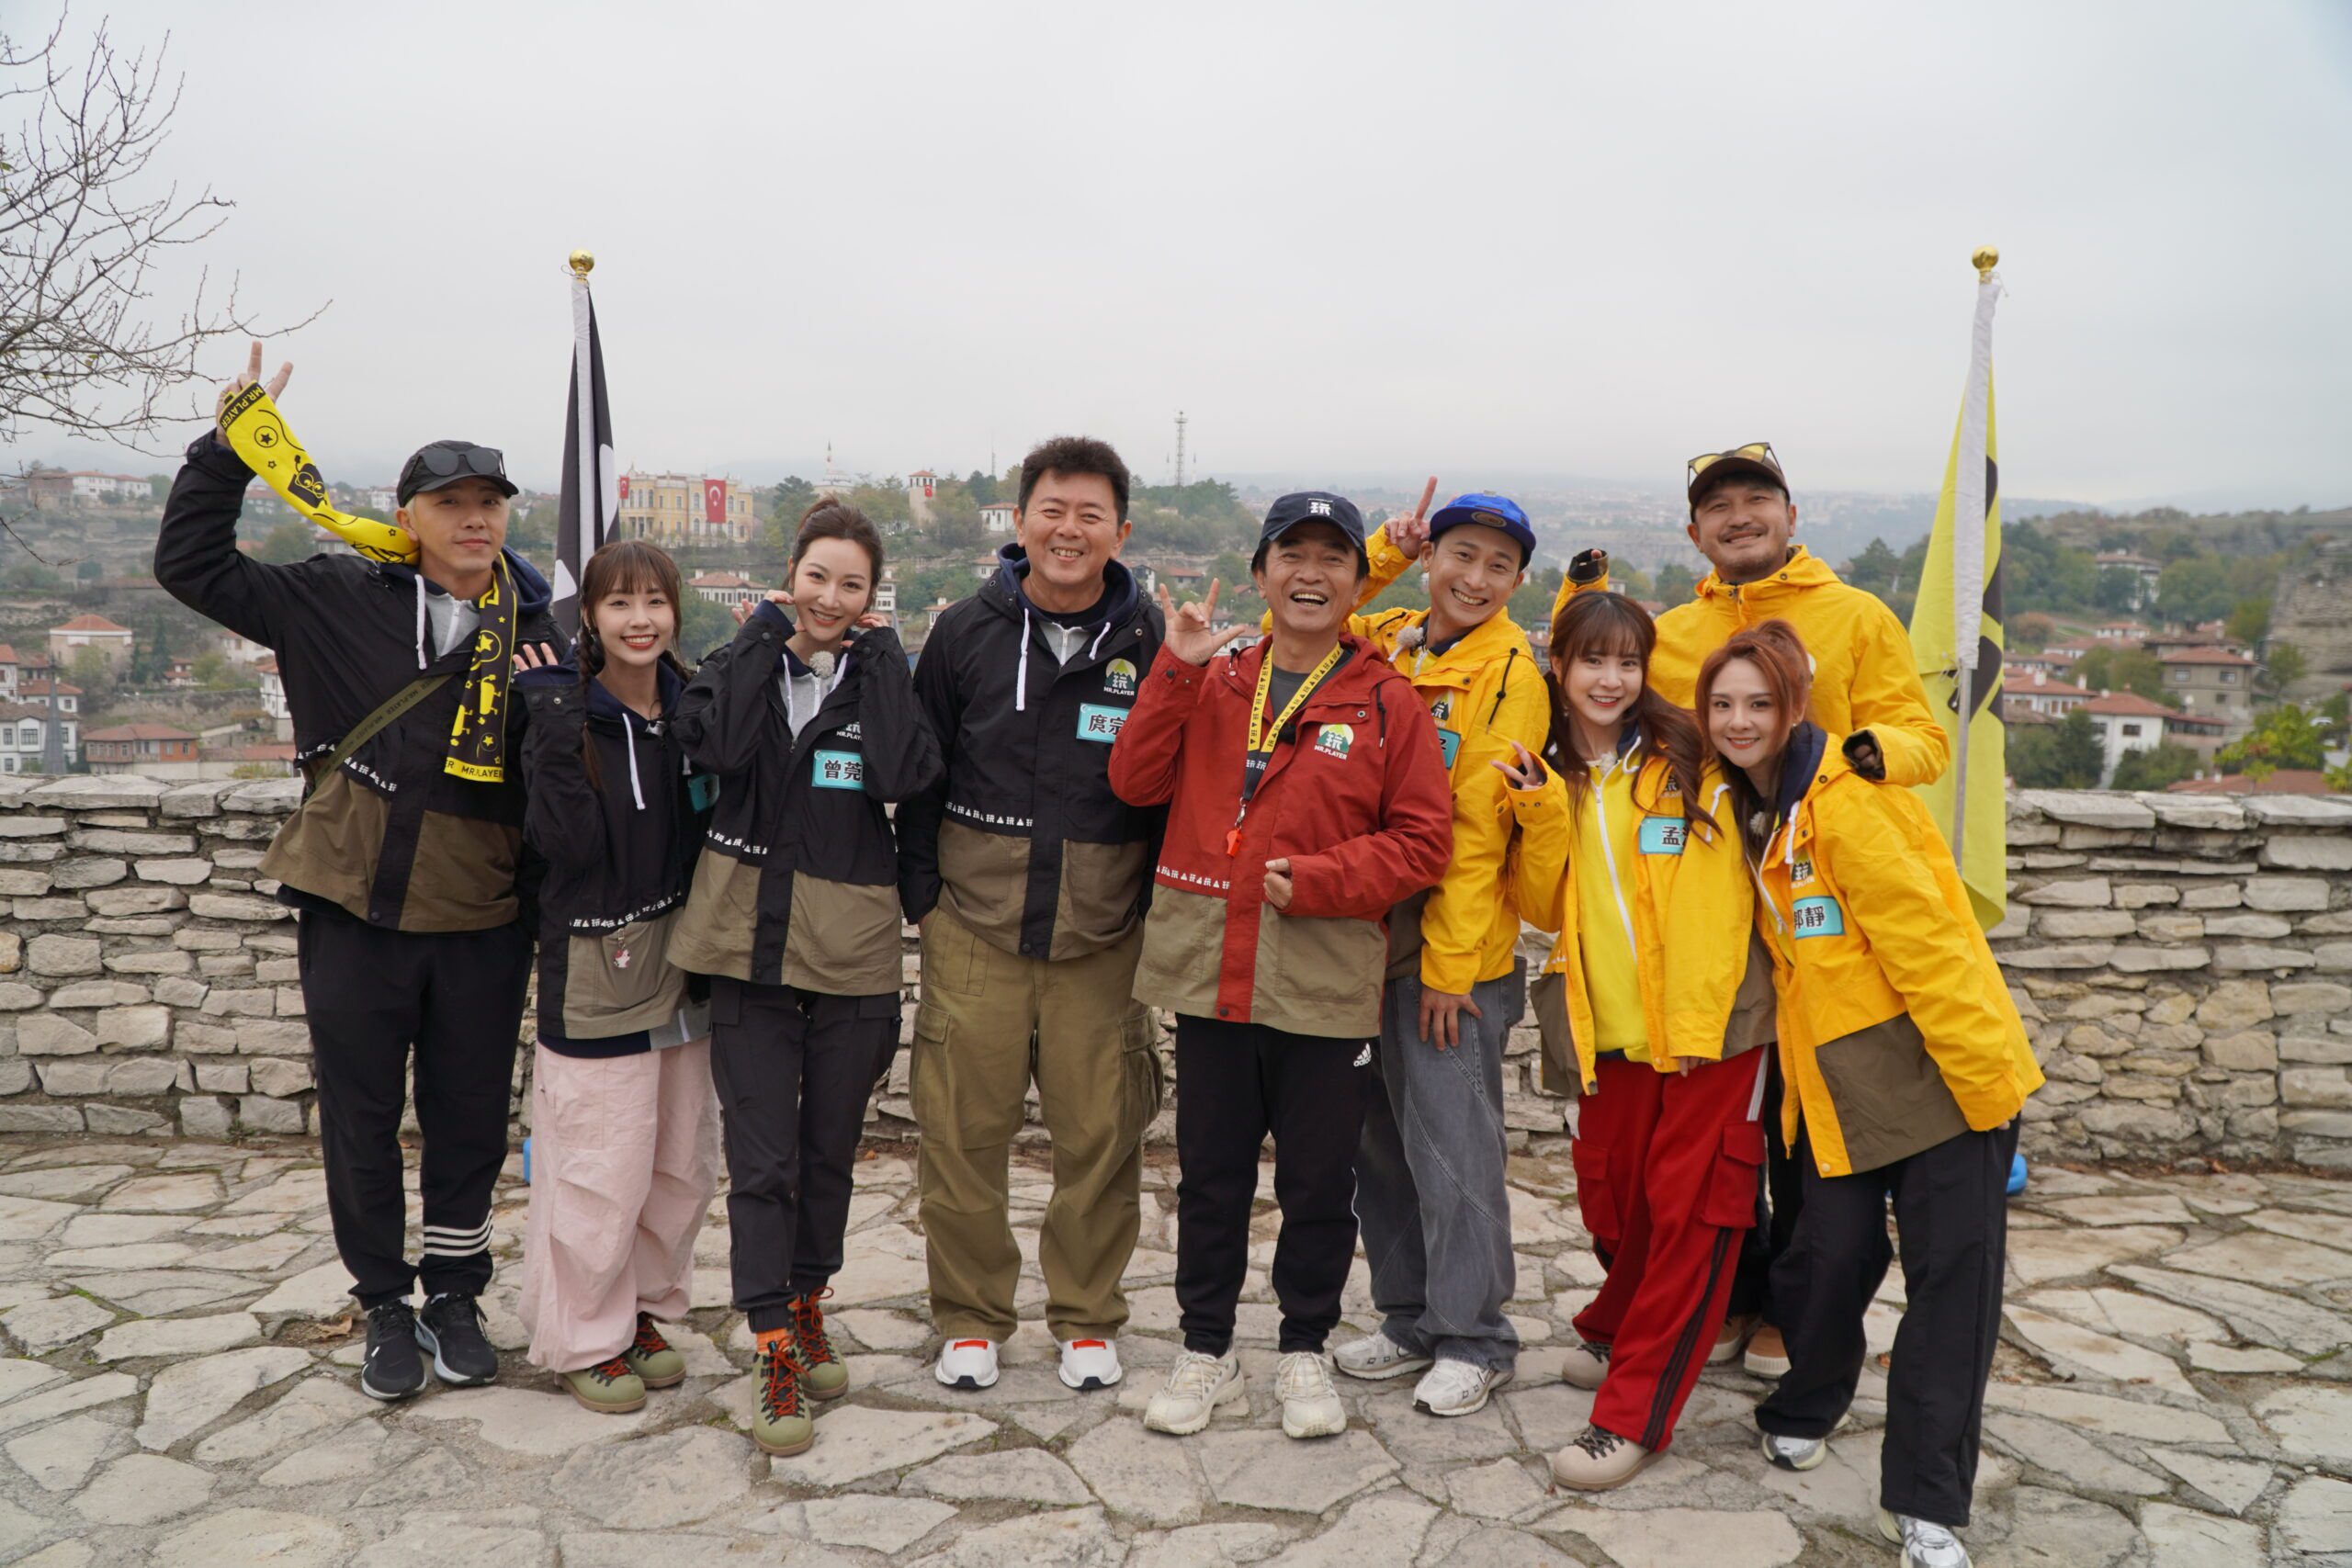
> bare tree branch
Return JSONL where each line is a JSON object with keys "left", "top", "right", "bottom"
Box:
{"left": 0, "top": 5, "right": 324, "bottom": 450}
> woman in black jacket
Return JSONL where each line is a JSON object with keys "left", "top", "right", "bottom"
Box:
{"left": 670, "top": 500, "right": 943, "bottom": 1457}
{"left": 512, "top": 539, "right": 715, "bottom": 1416}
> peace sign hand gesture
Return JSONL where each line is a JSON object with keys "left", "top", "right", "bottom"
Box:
{"left": 218, "top": 340, "right": 293, "bottom": 426}
{"left": 1490, "top": 739, "right": 1547, "bottom": 791}
{"left": 1384, "top": 476, "right": 1440, "bottom": 559}
{"left": 1157, "top": 580, "right": 1248, "bottom": 667}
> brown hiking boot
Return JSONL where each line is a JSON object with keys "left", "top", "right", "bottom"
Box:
{"left": 752, "top": 1337, "right": 814, "bottom": 1456}
{"left": 624, "top": 1312, "right": 686, "bottom": 1389}
{"left": 787, "top": 1290, "right": 848, "bottom": 1400}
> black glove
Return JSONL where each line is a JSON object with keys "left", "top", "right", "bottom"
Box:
{"left": 1843, "top": 730, "right": 1887, "bottom": 782}
{"left": 1568, "top": 548, "right": 1609, "bottom": 587}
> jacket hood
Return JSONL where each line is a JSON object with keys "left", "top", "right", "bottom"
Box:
{"left": 987, "top": 544, "right": 1141, "bottom": 631}
{"left": 383, "top": 547, "right": 556, "bottom": 618}
{"left": 1774, "top": 720, "right": 1831, "bottom": 823}
{"left": 1694, "top": 544, "right": 1840, "bottom": 604}
{"left": 1214, "top": 630, "right": 1411, "bottom": 705}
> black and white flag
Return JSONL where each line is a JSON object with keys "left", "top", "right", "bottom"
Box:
{"left": 554, "top": 269, "right": 618, "bottom": 636}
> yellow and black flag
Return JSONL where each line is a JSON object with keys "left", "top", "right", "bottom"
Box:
{"left": 1910, "top": 250, "right": 2007, "bottom": 930}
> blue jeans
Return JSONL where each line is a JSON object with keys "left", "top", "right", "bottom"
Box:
{"left": 1354, "top": 965, "right": 1523, "bottom": 1374}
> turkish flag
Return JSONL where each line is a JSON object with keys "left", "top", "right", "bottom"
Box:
{"left": 617, "top": 475, "right": 630, "bottom": 502}
{"left": 705, "top": 479, "right": 727, "bottom": 525}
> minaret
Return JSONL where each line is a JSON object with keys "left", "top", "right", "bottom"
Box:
{"left": 1173, "top": 412, "right": 1188, "bottom": 487}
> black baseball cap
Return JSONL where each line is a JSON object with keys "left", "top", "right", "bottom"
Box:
{"left": 397, "top": 440, "right": 518, "bottom": 506}
{"left": 1255, "top": 491, "right": 1368, "bottom": 570}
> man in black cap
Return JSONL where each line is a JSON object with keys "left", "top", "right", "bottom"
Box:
{"left": 156, "top": 344, "right": 565, "bottom": 1403}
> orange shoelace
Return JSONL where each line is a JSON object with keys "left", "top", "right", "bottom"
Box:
{"left": 760, "top": 1340, "right": 803, "bottom": 1421}
{"left": 588, "top": 1355, "right": 633, "bottom": 1384}
{"left": 789, "top": 1291, "right": 838, "bottom": 1368}
{"left": 632, "top": 1314, "right": 671, "bottom": 1358}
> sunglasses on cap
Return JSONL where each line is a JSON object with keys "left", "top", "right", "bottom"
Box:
{"left": 416, "top": 445, "right": 509, "bottom": 481}
{"left": 1686, "top": 442, "right": 1778, "bottom": 491}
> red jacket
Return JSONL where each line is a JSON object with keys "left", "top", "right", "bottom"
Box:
{"left": 1108, "top": 636, "right": 1453, "bottom": 1038}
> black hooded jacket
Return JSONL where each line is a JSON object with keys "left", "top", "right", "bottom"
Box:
{"left": 898, "top": 546, "right": 1165, "bottom": 962}
{"left": 668, "top": 605, "right": 942, "bottom": 994}
{"left": 515, "top": 660, "right": 710, "bottom": 1051}
{"left": 153, "top": 429, "right": 566, "bottom": 932}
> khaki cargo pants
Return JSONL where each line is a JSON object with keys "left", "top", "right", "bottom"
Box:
{"left": 912, "top": 902, "right": 1163, "bottom": 1343}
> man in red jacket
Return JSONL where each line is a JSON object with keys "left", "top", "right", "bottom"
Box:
{"left": 1109, "top": 491, "right": 1453, "bottom": 1442}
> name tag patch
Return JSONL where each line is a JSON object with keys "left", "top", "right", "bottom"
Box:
{"left": 687, "top": 773, "right": 718, "bottom": 813}
{"left": 812, "top": 750, "right": 864, "bottom": 789}
{"left": 1792, "top": 895, "right": 1844, "bottom": 938}
{"left": 1077, "top": 703, "right": 1127, "bottom": 743}
{"left": 1435, "top": 728, "right": 1461, "bottom": 769}
{"left": 1637, "top": 817, "right": 1687, "bottom": 855}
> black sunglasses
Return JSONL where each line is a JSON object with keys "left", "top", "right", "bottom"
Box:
{"left": 415, "top": 445, "right": 508, "bottom": 481}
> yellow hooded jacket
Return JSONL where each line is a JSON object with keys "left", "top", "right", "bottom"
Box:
{"left": 1323, "top": 525, "right": 1549, "bottom": 994}
{"left": 1550, "top": 547, "right": 1950, "bottom": 790}
{"left": 1506, "top": 751, "right": 1766, "bottom": 1094}
{"left": 1748, "top": 739, "right": 2042, "bottom": 1178}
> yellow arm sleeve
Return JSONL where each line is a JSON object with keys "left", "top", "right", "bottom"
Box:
{"left": 1849, "top": 605, "right": 1952, "bottom": 789}
{"left": 1418, "top": 662, "right": 1552, "bottom": 993}
{"left": 1657, "top": 782, "right": 1755, "bottom": 1063}
{"left": 1506, "top": 771, "right": 1571, "bottom": 935}
{"left": 1818, "top": 789, "right": 2026, "bottom": 1129}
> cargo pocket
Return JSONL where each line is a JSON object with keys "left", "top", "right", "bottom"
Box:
{"left": 1570, "top": 1133, "right": 1621, "bottom": 1248}
{"left": 1530, "top": 969, "right": 1577, "bottom": 1098}
{"left": 1699, "top": 1119, "right": 1768, "bottom": 1228}
{"left": 1117, "top": 1008, "right": 1166, "bottom": 1142}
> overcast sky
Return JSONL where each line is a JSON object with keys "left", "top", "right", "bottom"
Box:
{"left": 14, "top": 1, "right": 2352, "bottom": 508}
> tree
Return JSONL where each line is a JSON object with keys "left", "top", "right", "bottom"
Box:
{"left": 2092, "top": 567, "right": 2144, "bottom": 615}
{"left": 1841, "top": 538, "right": 1902, "bottom": 596}
{"left": 2010, "top": 710, "right": 2104, "bottom": 790}
{"left": 767, "top": 476, "right": 818, "bottom": 527}
{"left": 676, "top": 591, "right": 738, "bottom": 663}
{"left": 5, "top": 561, "right": 62, "bottom": 591}
{"left": 189, "top": 649, "right": 231, "bottom": 686}
{"left": 2225, "top": 596, "right": 2272, "bottom": 646}
{"left": 2155, "top": 558, "right": 2232, "bottom": 626}
{"left": 2216, "top": 704, "right": 2325, "bottom": 777}
{"left": 253, "top": 518, "right": 315, "bottom": 564}
{"left": 2072, "top": 646, "right": 2165, "bottom": 703}
{"left": 965, "top": 469, "right": 1001, "bottom": 506}
{"left": 1653, "top": 562, "right": 1696, "bottom": 604}
{"left": 2010, "top": 613, "right": 2056, "bottom": 652}
{"left": 2260, "top": 641, "right": 2308, "bottom": 696}
{"left": 67, "top": 644, "right": 112, "bottom": 700}
{"left": 1, "top": 11, "right": 315, "bottom": 440}
{"left": 2109, "top": 743, "right": 2199, "bottom": 793}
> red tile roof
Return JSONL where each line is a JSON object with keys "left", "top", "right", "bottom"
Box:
{"left": 2084, "top": 692, "right": 2180, "bottom": 719}
{"left": 85, "top": 723, "right": 197, "bottom": 741}
{"left": 51, "top": 614, "right": 132, "bottom": 634}
{"left": 2168, "top": 770, "right": 2336, "bottom": 795}
{"left": 2160, "top": 645, "right": 2256, "bottom": 667}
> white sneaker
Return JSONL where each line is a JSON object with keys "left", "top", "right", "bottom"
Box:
{"left": 1760, "top": 1430, "right": 1826, "bottom": 1471}
{"left": 1879, "top": 1509, "right": 1970, "bottom": 1568}
{"left": 1058, "top": 1337, "right": 1123, "bottom": 1391}
{"left": 933, "top": 1337, "right": 1000, "bottom": 1390}
{"left": 1275, "top": 1350, "right": 1347, "bottom": 1439}
{"left": 1143, "top": 1348, "right": 1244, "bottom": 1435}
{"left": 1412, "top": 1357, "right": 1511, "bottom": 1417}
{"left": 1333, "top": 1329, "right": 1432, "bottom": 1382}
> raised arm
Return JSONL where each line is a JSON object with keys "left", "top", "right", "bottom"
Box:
{"left": 1846, "top": 601, "right": 1952, "bottom": 788}
{"left": 671, "top": 596, "right": 787, "bottom": 779}
{"left": 845, "top": 624, "right": 942, "bottom": 803}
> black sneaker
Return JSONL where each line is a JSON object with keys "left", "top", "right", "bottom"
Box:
{"left": 360, "top": 1300, "right": 425, "bottom": 1402}
{"left": 415, "top": 1292, "right": 500, "bottom": 1387}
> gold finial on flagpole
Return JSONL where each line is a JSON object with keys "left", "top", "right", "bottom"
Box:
{"left": 1972, "top": 246, "right": 1999, "bottom": 279}
{"left": 568, "top": 249, "right": 596, "bottom": 276}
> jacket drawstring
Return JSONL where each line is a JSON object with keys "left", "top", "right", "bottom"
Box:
{"left": 1015, "top": 604, "right": 1033, "bottom": 712}
{"left": 413, "top": 576, "right": 427, "bottom": 671}
{"left": 624, "top": 711, "right": 646, "bottom": 811}
{"left": 1089, "top": 619, "right": 1113, "bottom": 660}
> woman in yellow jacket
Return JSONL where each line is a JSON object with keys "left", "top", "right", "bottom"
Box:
{"left": 1498, "top": 590, "right": 1775, "bottom": 1491}
{"left": 1698, "top": 619, "right": 2041, "bottom": 1568}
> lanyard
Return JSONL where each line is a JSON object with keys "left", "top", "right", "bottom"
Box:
{"left": 1227, "top": 643, "right": 1348, "bottom": 856}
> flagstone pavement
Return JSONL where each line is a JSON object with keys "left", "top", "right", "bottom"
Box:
{"left": 3, "top": 1134, "right": 2350, "bottom": 1566}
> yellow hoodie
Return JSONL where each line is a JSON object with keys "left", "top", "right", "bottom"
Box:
{"left": 1748, "top": 739, "right": 2042, "bottom": 1178}
{"left": 1328, "top": 525, "right": 1548, "bottom": 994}
{"left": 1507, "top": 750, "right": 1766, "bottom": 1094}
{"left": 1550, "top": 547, "right": 1950, "bottom": 790}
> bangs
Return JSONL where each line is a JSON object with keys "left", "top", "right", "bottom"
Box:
{"left": 583, "top": 539, "right": 680, "bottom": 604}
{"left": 1551, "top": 592, "right": 1654, "bottom": 671}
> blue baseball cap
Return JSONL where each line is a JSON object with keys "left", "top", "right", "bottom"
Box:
{"left": 1428, "top": 493, "right": 1535, "bottom": 567}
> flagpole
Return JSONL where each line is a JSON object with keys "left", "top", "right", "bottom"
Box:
{"left": 569, "top": 249, "right": 598, "bottom": 587}
{"left": 1948, "top": 244, "right": 2000, "bottom": 872}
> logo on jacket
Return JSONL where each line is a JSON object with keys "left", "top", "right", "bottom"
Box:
{"left": 1103, "top": 658, "right": 1138, "bottom": 696}
{"left": 1352, "top": 1043, "right": 1372, "bottom": 1067}
{"left": 1791, "top": 856, "right": 1815, "bottom": 886}
{"left": 1429, "top": 695, "right": 1453, "bottom": 723}
{"left": 1314, "top": 722, "right": 1353, "bottom": 760}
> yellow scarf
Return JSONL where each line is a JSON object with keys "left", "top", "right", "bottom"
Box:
{"left": 220, "top": 385, "right": 517, "bottom": 783}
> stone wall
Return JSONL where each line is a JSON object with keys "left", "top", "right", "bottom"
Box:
{"left": 0, "top": 775, "right": 2347, "bottom": 1168}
